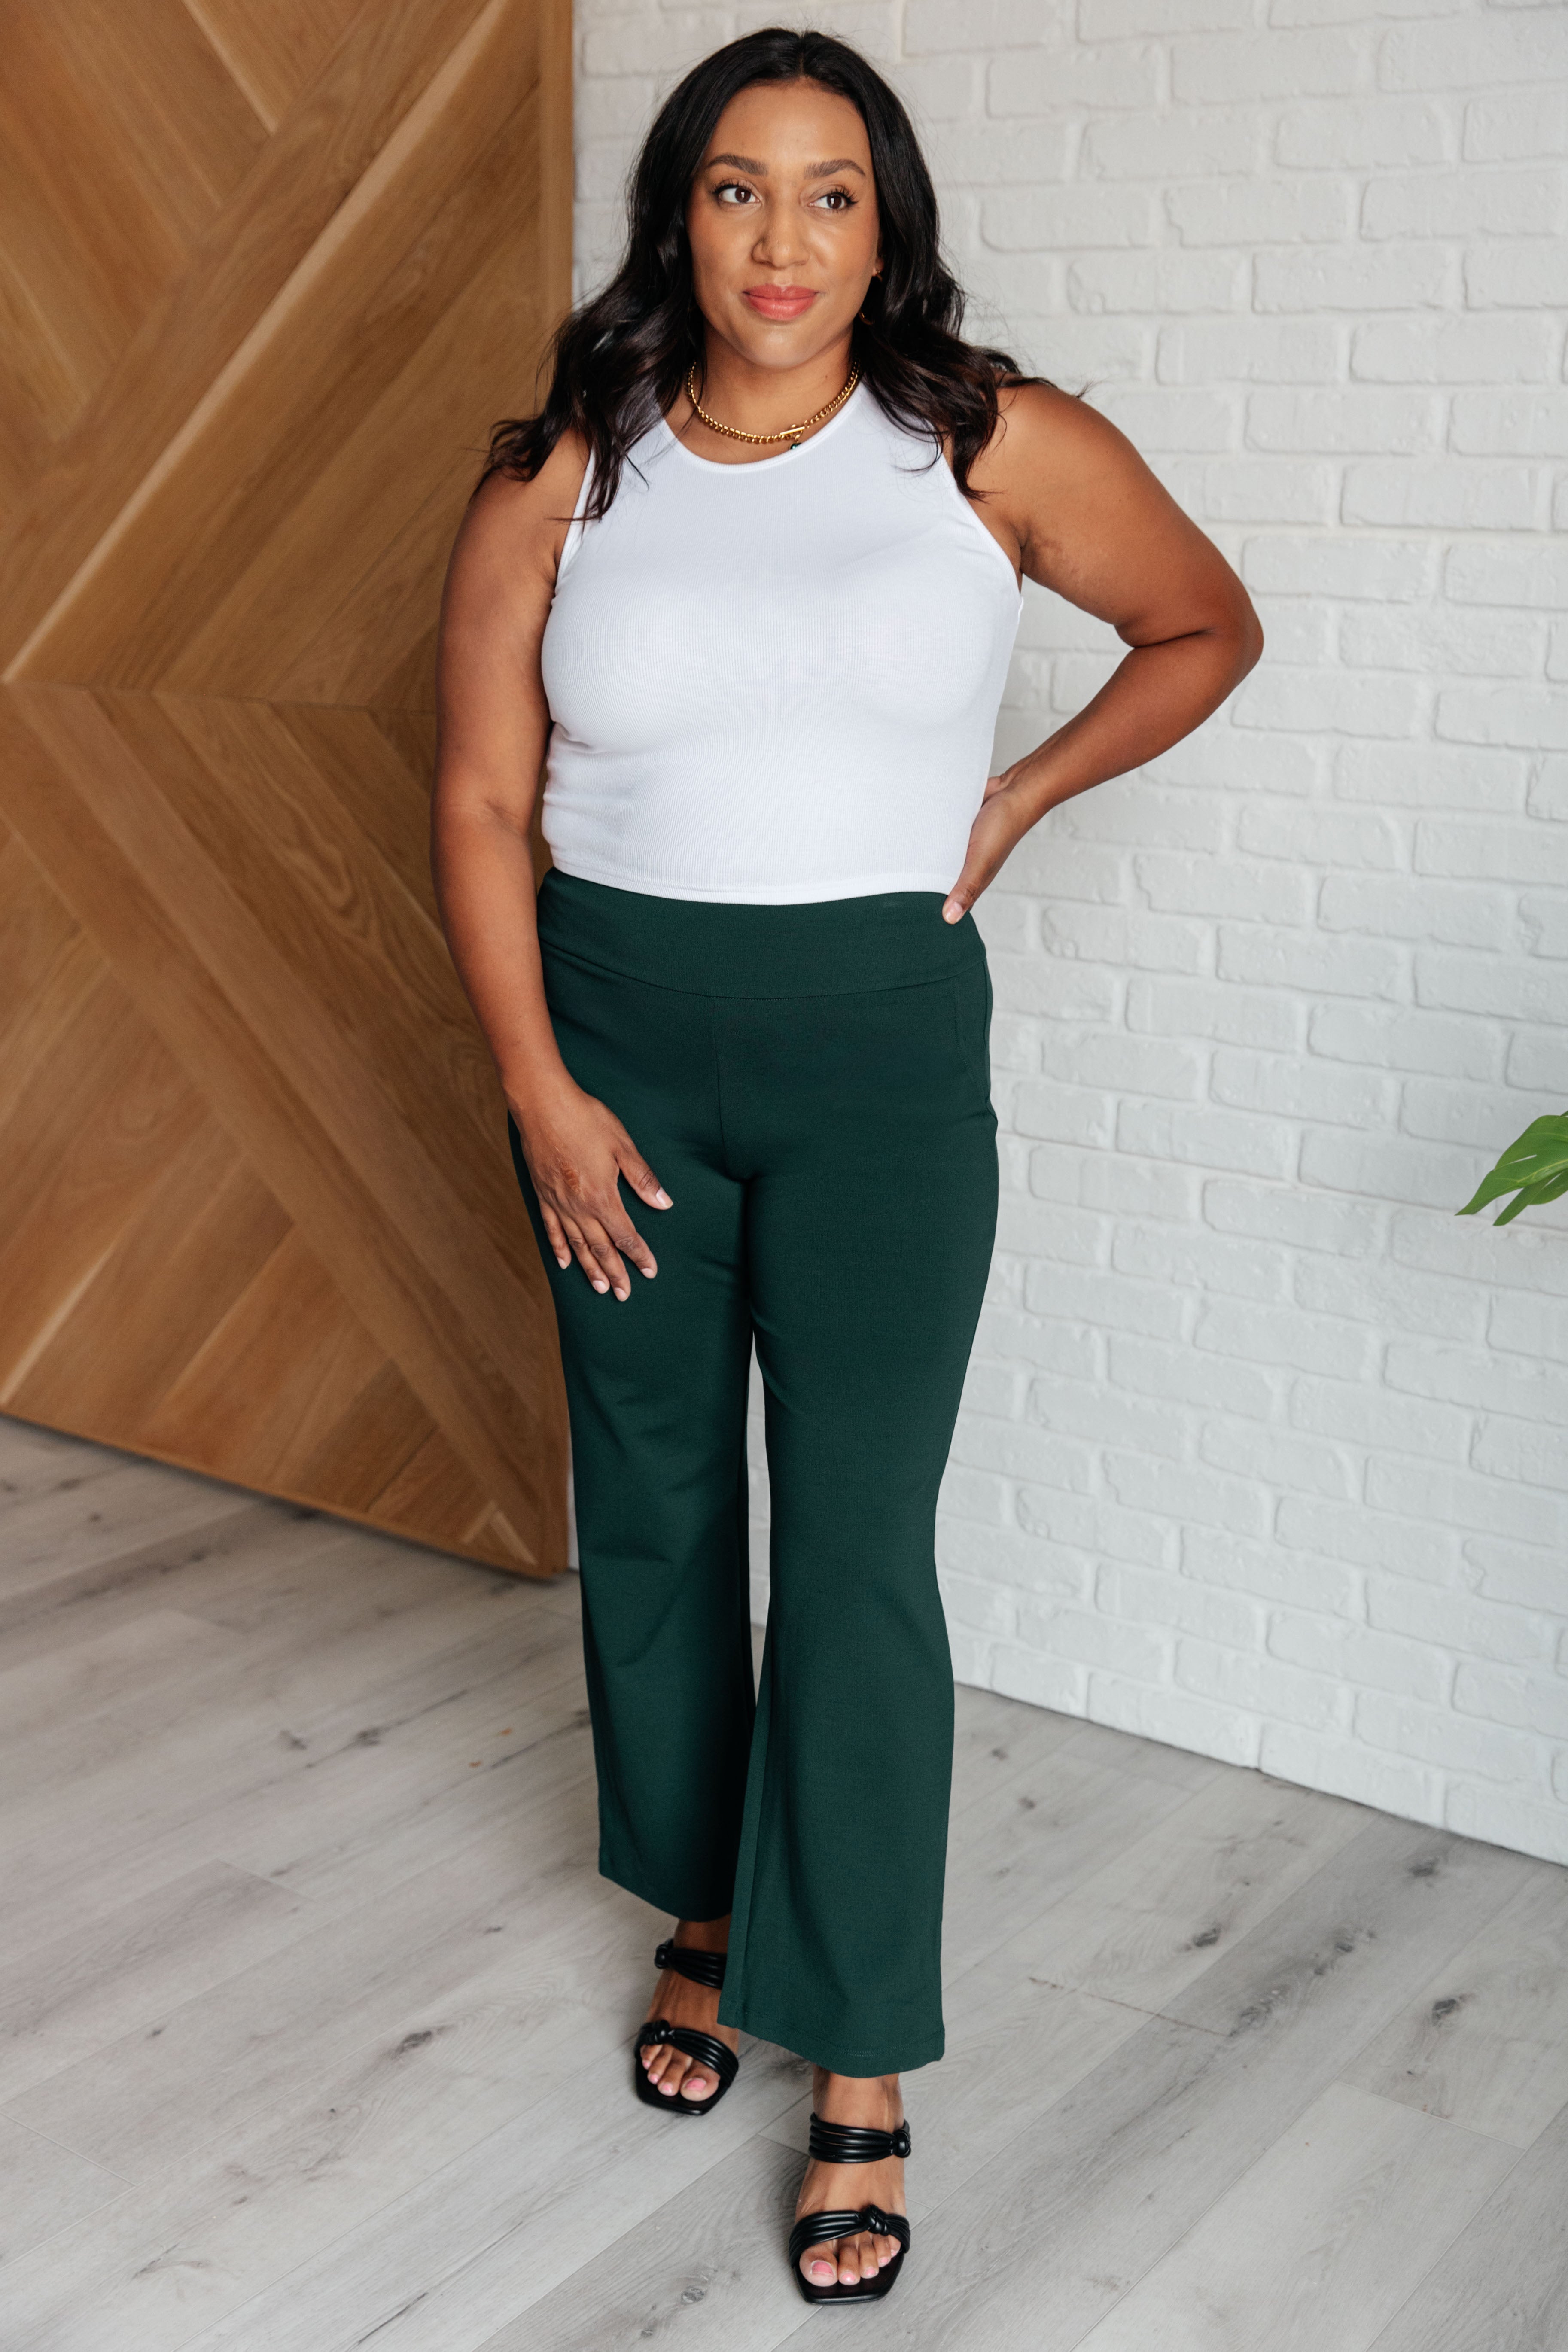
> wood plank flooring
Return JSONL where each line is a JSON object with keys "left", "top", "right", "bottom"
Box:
{"left": 2, "top": 1411, "right": 1563, "bottom": 2352}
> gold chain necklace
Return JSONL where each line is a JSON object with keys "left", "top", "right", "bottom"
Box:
{"left": 683, "top": 362, "right": 859, "bottom": 452}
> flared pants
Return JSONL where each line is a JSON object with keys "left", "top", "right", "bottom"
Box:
{"left": 511, "top": 870, "right": 999, "bottom": 2076}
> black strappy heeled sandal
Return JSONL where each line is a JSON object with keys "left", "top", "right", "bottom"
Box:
{"left": 788, "top": 2112, "right": 913, "bottom": 2303}
{"left": 631, "top": 1937, "right": 739, "bottom": 2118}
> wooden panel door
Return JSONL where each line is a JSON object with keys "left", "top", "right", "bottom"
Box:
{"left": 0, "top": 0, "right": 573, "bottom": 1574}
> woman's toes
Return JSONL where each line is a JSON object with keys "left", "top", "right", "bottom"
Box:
{"left": 799, "top": 2225, "right": 897, "bottom": 2287}
{"left": 679, "top": 2067, "right": 714, "bottom": 2100}
{"left": 657, "top": 2052, "right": 688, "bottom": 2096}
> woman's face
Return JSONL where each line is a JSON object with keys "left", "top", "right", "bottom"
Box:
{"left": 685, "top": 78, "right": 881, "bottom": 372}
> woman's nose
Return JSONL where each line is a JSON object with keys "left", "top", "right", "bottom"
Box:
{"left": 752, "top": 210, "right": 808, "bottom": 268}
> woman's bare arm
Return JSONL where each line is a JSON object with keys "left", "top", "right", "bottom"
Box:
{"left": 431, "top": 435, "right": 672, "bottom": 1300}
{"left": 942, "top": 383, "right": 1265, "bottom": 921}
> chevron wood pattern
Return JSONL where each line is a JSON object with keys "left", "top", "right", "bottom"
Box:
{"left": 0, "top": 0, "right": 574, "bottom": 1573}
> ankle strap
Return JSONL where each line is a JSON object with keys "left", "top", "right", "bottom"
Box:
{"left": 655, "top": 1936, "right": 726, "bottom": 1991}
{"left": 808, "top": 2113, "right": 911, "bottom": 2164}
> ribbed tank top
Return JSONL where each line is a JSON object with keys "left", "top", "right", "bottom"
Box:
{"left": 538, "top": 378, "right": 1024, "bottom": 905}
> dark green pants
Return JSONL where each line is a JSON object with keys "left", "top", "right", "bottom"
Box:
{"left": 511, "top": 870, "right": 998, "bottom": 2076}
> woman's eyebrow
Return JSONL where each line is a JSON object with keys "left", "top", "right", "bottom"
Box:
{"left": 703, "top": 152, "right": 867, "bottom": 179}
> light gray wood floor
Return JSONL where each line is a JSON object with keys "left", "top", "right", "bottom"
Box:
{"left": 3, "top": 1411, "right": 1565, "bottom": 2352}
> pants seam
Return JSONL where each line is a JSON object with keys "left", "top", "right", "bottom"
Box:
{"left": 539, "top": 939, "right": 985, "bottom": 1002}
{"left": 716, "top": 1991, "right": 946, "bottom": 2078}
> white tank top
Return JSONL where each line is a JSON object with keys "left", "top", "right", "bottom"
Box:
{"left": 538, "top": 379, "right": 1024, "bottom": 905}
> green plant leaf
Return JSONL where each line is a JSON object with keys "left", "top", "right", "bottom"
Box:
{"left": 1457, "top": 1112, "right": 1568, "bottom": 1225}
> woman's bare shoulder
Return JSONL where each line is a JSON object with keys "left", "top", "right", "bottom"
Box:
{"left": 974, "top": 376, "right": 1251, "bottom": 628}
{"left": 452, "top": 424, "right": 594, "bottom": 594}
{"left": 976, "top": 377, "right": 1144, "bottom": 502}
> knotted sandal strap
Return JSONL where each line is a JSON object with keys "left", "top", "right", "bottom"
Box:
{"left": 789, "top": 2207, "right": 911, "bottom": 2262}
{"left": 791, "top": 2121, "right": 912, "bottom": 2301}
{"left": 654, "top": 1936, "right": 727, "bottom": 1991}
{"left": 633, "top": 2019, "right": 739, "bottom": 2093}
{"left": 807, "top": 2113, "right": 912, "bottom": 2165}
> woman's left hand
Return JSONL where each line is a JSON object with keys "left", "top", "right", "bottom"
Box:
{"left": 941, "top": 770, "right": 1035, "bottom": 924}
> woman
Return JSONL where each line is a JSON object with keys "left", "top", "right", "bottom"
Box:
{"left": 432, "top": 25, "right": 1261, "bottom": 2307}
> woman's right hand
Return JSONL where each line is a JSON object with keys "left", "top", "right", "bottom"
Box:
{"left": 509, "top": 1077, "right": 672, "bottom": 1301}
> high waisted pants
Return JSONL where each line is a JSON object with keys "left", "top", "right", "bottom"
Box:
{"left": 511, "top": 870, "right": 999, "bottom": 2076}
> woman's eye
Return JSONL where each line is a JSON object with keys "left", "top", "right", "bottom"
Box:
{"left": 710, "top": 181, "right": 855, "bottom": 211}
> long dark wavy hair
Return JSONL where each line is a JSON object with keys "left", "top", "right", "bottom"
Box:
{"left": 480, "top": 25, "right": 1050, "bottom": 522}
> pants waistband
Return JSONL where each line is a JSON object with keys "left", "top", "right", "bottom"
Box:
{"left": 536, "top": 869, "right": 986, "bottom": 998}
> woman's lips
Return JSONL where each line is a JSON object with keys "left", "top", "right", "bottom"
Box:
{"left": 743, "top": 286, "right": 818, "bottom": 319}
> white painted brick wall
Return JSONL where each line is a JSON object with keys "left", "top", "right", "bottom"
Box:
{"left": 571, "top": 0, "right": 1568, "bottom": 1866}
